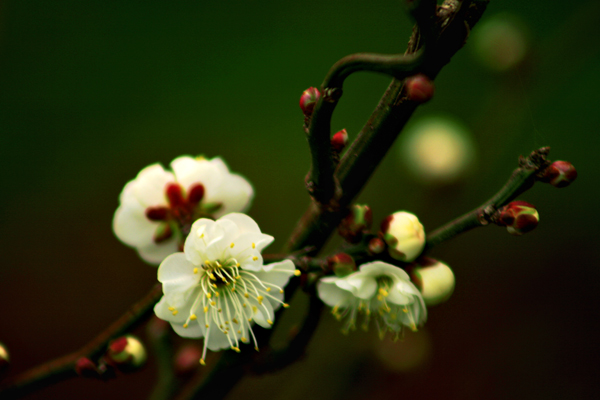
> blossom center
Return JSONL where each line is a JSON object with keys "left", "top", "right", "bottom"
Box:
{"left": 144, "top": 182, "right": 222, "bottom": 244}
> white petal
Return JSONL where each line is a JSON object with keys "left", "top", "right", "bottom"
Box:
{"left": 386, "top": 290, "right": 412, "bottom": 305}
{"left": 343, "top": 275, "right": 377, "bottom": 299}
{"left": 154, "top": 296, "right": 187, "bottom": 324}
{"left": 171, "top": 156, "right": 221, "bottom": 196}
{"left": 157, "top": 253, "right": 193, "bottom": 282}
{"left": 359, "top": 261, "right": 410, "bottom": 281}
{"left": 212, "top": 174, "right": 254, "bottom": 216}
{"left": 113, "top": 200, "right": 157, "bottom": 247}
{"left": 133, "top": 164, "right": 175, "bottom": 207}
{"left": 252, "top": 297, "right": 275, "bottom": 329}
{"left": 137, "top": 236, "right": 180, "bottom": 265}
{"left": 205, "top": 323, "right": 233, "bottom": 351}
{"left": 171, "top": 320, "right": 204, "bottom": 338}
{"left": 317, "top": 278, "right": 354, "bottom": 307}
{"left": 256, "top": 260, "right": 295, "bottom": 287}
{"left": 219, "top": 213, "right": 261, "bottom": 235}
{"left": 209, "top": 157, "right": 230, "bottom": 175}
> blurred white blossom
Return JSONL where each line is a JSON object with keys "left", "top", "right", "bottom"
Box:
{"left": 113, "top": 156, "right": 253, "bottom": 264}
{"left": 154, "top": 213, "right": 297, "bottom": 365}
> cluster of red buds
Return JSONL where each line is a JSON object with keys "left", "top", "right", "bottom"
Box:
{"left": 338, "top": 204, "right": 373, "bottom": 243}
{"left": 539, "top": 160, "right": 577, "bottom": 188}
{"left": 494, "top": 201, "right": 539, "bottom": 236}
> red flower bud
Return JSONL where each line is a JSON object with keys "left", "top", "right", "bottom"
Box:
{"left": 327, "top": 253, "right": 357, "bottom": 278}
{"left": 105, "top": 335, "right": 147, "bottom": 373}
{"left": 539, "top": 160, "right": 577, "bottom": 188}
{"left": 299, "top": 87, "right": 321, "bottom": 117}
{"left": 331, "top": 129, "right": 349, "bottom": 152}
{"left": 75, "top": 357, "right": 101, "bottom": 379}
{"left": 405, "top": 74, "right": 435, "bottom": 104}
{"left": 495, "top": 201, "right": 539, "bottom": 236}
{"left": 368, "top": 237, "right": 386, "bottom": 255}
{"left": 338, "top": 204, "right": 373, "bottom": 243}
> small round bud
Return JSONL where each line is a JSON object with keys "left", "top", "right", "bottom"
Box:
{"left": 338, "top": 204, "right": 373, "bottom": 243}
{"left": 331, "top": 129, "right": 349, "bottom": 152}
{"left": 174, "top": 344, "right": 203, "bottom": 377}
{"left": 0, "top": 342, "right": 10, "bottom": 375}
{"left": 327, "top": 253, "right": 357, "bottom": 278}
{"left": 405, "top": 74, "right": 435, "bottom": 104}
{"left": 299, "top": 87, "right": 321, "bottom": 117}
{"left": 106, "top": 335, "right": 147, "bottom": 372}
{"left": 539, "top": 160, "right": 577, "bottom": 188}
{"left": 411, "top": 257, "right": 455, "bottom": 306}
{"left": 368, "top": 237, "right": 386, "bottom": 255}
{"left": 380, "top": 212, "right": 425, "bottom": 262}
{"left": 75, "top": 357, "right": 101, "bottom": 379}
{"left": 496, "top": 201, "right": 539, "bottom": 236}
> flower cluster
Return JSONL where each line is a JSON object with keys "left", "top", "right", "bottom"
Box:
{"left": 113, "top": 156, "right": 253, "bottom": 264}
{"left": 154, "top": 213, "right": 298, "bottom": 364}
{"left": 317, "top": 261, "right": 427, "bottom": 339}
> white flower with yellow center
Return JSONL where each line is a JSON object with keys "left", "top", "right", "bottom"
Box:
{"left": 154, "top": 213, "right": 298, "bottom": 365}
{"left": 317, "top": 261, "right": 426, "bottom": 338}
{"left": 113, "top": 156, "right": 253, "bottom": 264}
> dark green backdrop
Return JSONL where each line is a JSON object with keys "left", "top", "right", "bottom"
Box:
{"left": 1, "top": 1, "right": 599, "bottom": 399}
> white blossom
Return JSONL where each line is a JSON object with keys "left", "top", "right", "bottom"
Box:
{"left": 113, "top": 156, "right": 253, "bottom": 264}
{"left": 154, "top": 213, "right": 298, "bottom": 365}
{"left": 381, "top": 211, "right": 425, "bottom": 262}
{"left": 317, "top": 261, "right": 426, "bottom": 338}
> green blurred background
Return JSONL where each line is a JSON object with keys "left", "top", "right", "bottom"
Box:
{"left": 1, "top": 1, "right": 599, "bottom": 399}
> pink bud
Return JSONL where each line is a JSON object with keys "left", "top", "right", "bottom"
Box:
{"left": 75, "top": 357, "right": 101, "bottom": 379}
{"left": 496, "top": 201, "right": 539, "bottom": 236}
{"left": 405, "top": 74, "right": 435, "bottom": 104}
{"left": 105, "top": 335, "right": 147, "bottom": 372}
{"left": 540, "top": 160, "right": 577, "bottom": 188}
{"left": 299, "top": 87, "right": 321, "bottom": 116}
{"left": 327, "top": 253, "right": 357, "bottom": 277}
{"left": 368, "top": 237, "right": 386, "bottom": 255}
{"left": 174, "top": 345, "right": 203, "bottom": 376}
{"left": 331, "top": 129, "right": 349, "bottom": 152}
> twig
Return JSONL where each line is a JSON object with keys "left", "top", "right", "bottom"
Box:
{"left": 0, "top": 284, "right": 162, "bottom": 399}
{"left": 424, "top": 147, "right": 551, "bottom": 251}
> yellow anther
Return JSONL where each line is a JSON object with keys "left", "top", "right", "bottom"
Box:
{"left": 378, "top": 288, "right": 389, "bottom": 297}
{"left": 377, "top": 295, "right": 383, "bottom": 301}
{"left": 200, "top": 233, "right": 205, "bottom": 239}
{"left": 232, "top": 318, "right": 239, "bottom": 324}
{"left": 206, "top": 324, "right": 210, "bottom": 328}
{"left": 402, "top": 308, "right": 408, "bottom": 313}
{"left": 200, "top": 359, "right": 206, "bottom": 365}
{"left": 168, "top": 307, "right": 174, "bottom": 311}
{"left": 206, "top": 293, "right": 212, "bottom": 299}
{"left": 266, "top": 287, "right": 271, "bottom": 292}
{"left": 235, "top": 275, "right": 241, "bottom": 280}
{"left": 204, "top": 306, "right": 209, "bottom": 313}
{"left": 209, "top": 273, "right": 216, "bottom": 280}
{"left": 230, "top": 243, "right": 235, "bottom": 248}
{"left": 241, "top": 337, "right": 247, "bottom": 342}
{"left": 244, "top": 293, "right": 249, "bottom": 298}
{"left": 252, "top": 256, "right": 258, "bottom": 261}
{"left": 193, "top": 268, "right": 199, "bottom": 274}
{"left": 236, "top": 263, "right": 240, "bottom": 267}
{"left": 191, "top": 314, "right": 198, "bottom": 320}
{"left": 267, "top": 320, "right": 273, "bottom": 325}
{"left": 225, "top": 321, "right": 229, "bottom": 325}
{"left": 252, "top": 243, "right": 256, "bottom": 249}
{"left": 242, "top": 303, "right": 247, "bottom": 307}
{"left": 218, "top": 308, "right": 222, "bottom": 312}
{"left": 205, "top": 260, "right": 211, "bottom": 265}
{"left": 411, "top": 324, "right": 417, "bottom": 332}
{"left": 279, "top": 289, "right": 284, "bottom": 294}
{"left": 257, "top": 295, "right": 264, "bottom": 304}
{"left": 215, "top": 292, "right": 220, "bottom": 297}
{"left": 248, "top": 318, "right": 253, "bottom": 322}
{"left": 294, "top": 270, "right": 301, "bottom": 276}
{"left": 231, "top": 346, "right": 241, "bottom": 353}
{"left": 283, "top": 303, "right": 290, "bottom": 308}
{"left": 210, "top": 301, "right": 216, "bottom": 306}
{"left": 172, "top": 310, "right": 178, "bottom": 315}
{"left": 252, "top": 306, "right": 257, "bottom": 313}
{"left": 237, "top": 330, "right": 241, "bottom": 334}
{"left": 183, "top": 323, "right": 188, "bottom": 328}
{"left": 254, "top": 346, "right": 259, "bottom": 351}
{"left": 332, "top": 306, "right": 340, "bottom": 314}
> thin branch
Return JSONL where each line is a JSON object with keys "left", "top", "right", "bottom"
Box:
{"left": 424, "top": 147, "right": 551, "bottom": 251}
{"left": 0, "top": 284, "right": 162, "bottom": 399}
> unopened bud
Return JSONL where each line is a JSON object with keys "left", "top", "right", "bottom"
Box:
{"left": 368, "top": 237, "right": 386, "bottom": 255}
{"left": 380, "top": 211, "right": 425, "bottom": 262}
{"left": 106, "top": 335, "right": 147, "bottom": 372}
{"left": 75, "top": 357, "right": 101, "bottom": 379}
{"left": 327, "top": 253, "right": 357, "bottom": 277}
{"left": 0, "top": 342, "right": 9, "bottom": 375}
{"left": 405, "top": 74, "right": 435, "bottom": 104}
{"left": 496, "top": 201, "right": 539, "bottom": 236}
{"left": 174, "top": 344, "right": 203, "bottom": 376}
{"left": 411, "top": 257, "right": 455, "bottom": 306}
{"left": 539, "top": 160, "right": 577, "bottom": 188}
{"left": 338, "top": 204, "right": 372, "bottom": 243}
{"left": 299, "top": 87, "right": 321, "bottom": 116}
{"left": 331, "top": 129, "right": 349, "bottom": 152}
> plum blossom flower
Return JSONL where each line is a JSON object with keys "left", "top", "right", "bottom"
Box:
{"left": 113, "top": 156, "right": 253, "bottom": 264}
{"left": 317, "top": 261, "right": 426, "bottom": 338}
{"left": 154, "top": 213, "right": 298, "bottom": 365}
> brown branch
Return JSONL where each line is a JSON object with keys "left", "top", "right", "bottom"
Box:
{"left": 0, "top": 284, "right": 162, "bottom": 399}
{"left": 424, "top": 147, "right": 551, "bottom": 251}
